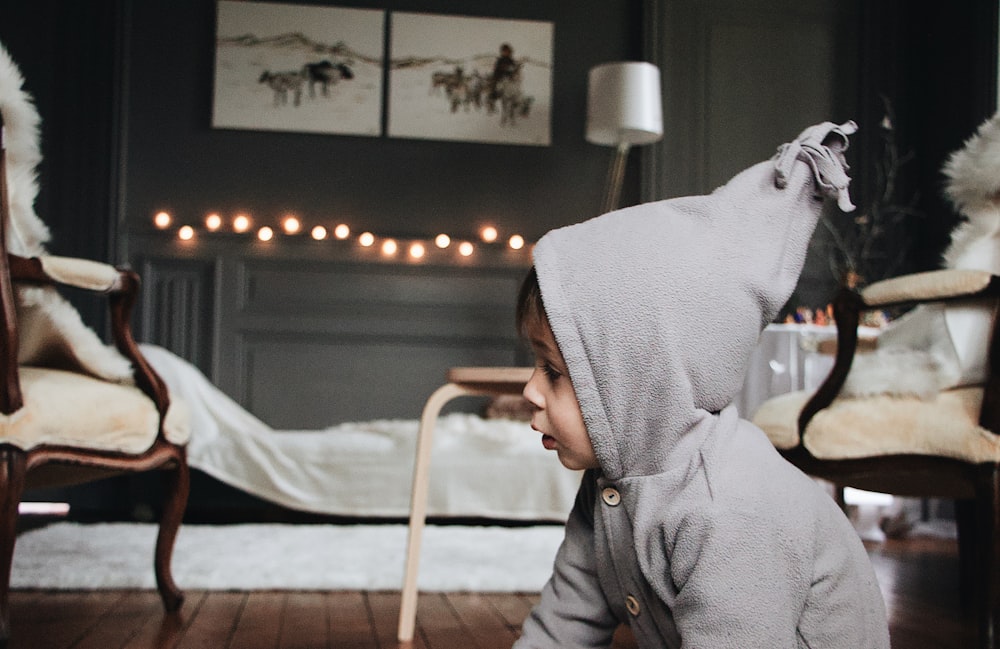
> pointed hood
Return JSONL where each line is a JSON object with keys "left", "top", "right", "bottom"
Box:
{"left": 533, "top": 121, "right": 856, "bottom": 479}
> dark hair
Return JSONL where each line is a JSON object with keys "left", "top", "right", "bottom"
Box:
{"left": 516, "top": 266, "right": 547, "bottom": 339}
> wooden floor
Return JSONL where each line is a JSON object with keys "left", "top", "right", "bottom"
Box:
{"left": 6, "top": 535, "right": 975, "bottom": 648}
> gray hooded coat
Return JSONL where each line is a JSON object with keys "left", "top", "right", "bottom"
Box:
{"left": 513, "top": 122, "right": 890, "bottom": 648}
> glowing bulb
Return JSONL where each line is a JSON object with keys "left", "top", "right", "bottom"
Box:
{"left": 409, "top": 242, "right": 425, "bottom": 259}
{"left": 205, "top": 213, "right": 222, "bottom": 231}
{"left": 154, "top": 212, "right": 172, "bottom": 229}
{"left": 480, "top": 226, "right": 498, "bottom": 243}
{"left": 334, "top": 224, "right": 351, "bottom": 239}
{"left": 435, "top": 234, "right": 451, "bottom": 248}
{"left": 381, "top": 239, "right": 398, "bottom": 256}
{"left": 359, "top": 232, "right": 375, "bottom": 247}
{"left": 458, "top": 241, "right": 474, "bottom": 257}
{"left": 177, "top": 225, "right": 194, "bottom": 241}
{"left": 508, "top": 234, "right": 525, "bottom": 250}
{"left": 282, "top": 216, "right": 301, "bottom": 234}
{"left": 311, "top": 225, "right": 327, "bottom": 240}
{"left": 258, "top": 226, "right": 274, "bottom": 241}
{"left": 233, "top": 215, "right": 251, "bottom": 233}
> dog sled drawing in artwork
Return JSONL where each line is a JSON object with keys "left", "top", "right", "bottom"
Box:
{"left": 257, "top": 60, "right": 355, "bottom": 108}
{"left": 302, "top": 60, "right": 354, "bottom": 99}
{"left": 258, "top": 70, "right": 304, "bottom": 107}
{"left": 494, "top": 63, "right": 530, "bottom": 126}
{"left": 428, "top": 62, "right": 534, "bottom": 125}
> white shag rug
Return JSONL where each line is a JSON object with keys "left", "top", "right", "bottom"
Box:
{"left": 12, "top": 522, "right": 563, "bottom": 592}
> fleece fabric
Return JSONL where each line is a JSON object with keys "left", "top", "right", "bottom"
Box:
{"left": 514, "top": 122, "right": 889, "bottom": 648}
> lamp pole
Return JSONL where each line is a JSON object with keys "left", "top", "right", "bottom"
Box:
{"left": 601, "top": 142, "right": 632, "bottom": 214}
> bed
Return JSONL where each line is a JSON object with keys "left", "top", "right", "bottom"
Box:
{"left": 140, "top": 344, "right": 582, "bottom": 522}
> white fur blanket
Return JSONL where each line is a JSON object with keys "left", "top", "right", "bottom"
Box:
{"left": 843, "top": 111, "right": 1000, "bottom": 398}
{"left": 0, "top": 42, "right": 132, "bottom": 382}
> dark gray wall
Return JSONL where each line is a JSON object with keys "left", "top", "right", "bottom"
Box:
{"left": 118, "top": 0, "right": 645, "bottom": 433}
{"left": 122, "top": 0, "right": 644, "bottom": 248}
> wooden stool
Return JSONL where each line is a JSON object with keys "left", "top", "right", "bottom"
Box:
{"left": 397, "top": 366, "right": 533, "bottom": 642}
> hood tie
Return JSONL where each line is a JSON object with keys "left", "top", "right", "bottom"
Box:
{"left": 773, "top": 120, "right": 858, "bottom": 213}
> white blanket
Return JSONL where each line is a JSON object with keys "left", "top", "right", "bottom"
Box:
{"left": 141, "top": 345, "right": 581, "bottom": 520}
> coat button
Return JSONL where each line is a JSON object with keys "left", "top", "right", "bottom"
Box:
{"left": 625, "top": 595, "right": 641, "bottom": 616}
{"left": 601, "top": 487, "right": 621, "bottom": 506}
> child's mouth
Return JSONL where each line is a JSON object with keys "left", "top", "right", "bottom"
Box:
{"left": 541, "top": 434, "right": 557, "bottom": 450}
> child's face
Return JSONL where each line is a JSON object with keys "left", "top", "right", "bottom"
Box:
{"left": 522, "top": 320, "right": 599, "bottom": 471}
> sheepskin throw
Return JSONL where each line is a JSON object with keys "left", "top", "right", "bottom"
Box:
{"left": 843, "top": 111, "right": 1000, "bottom": 398}
{"left": 0, "top": 42, "right": 132, "bottom": 381}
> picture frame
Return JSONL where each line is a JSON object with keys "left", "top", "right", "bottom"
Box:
{"left": 212, "top": 0, "right": 385, "bottom": 137}
{"left": 387, "top": 12, "right": 554, "bottom": 146}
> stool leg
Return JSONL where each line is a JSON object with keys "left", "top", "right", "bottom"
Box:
{"left": 398, "top": 382, "right": 472, "bottom": 643}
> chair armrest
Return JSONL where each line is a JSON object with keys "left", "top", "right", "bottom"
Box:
{"left": 861, "top": 268, "right": 996, "bottom": 307}
{"left": 9, "top": 254, "right": 124, "bottom": 292}
{"left": 8, "top": 253, "right": 170, "bottom": 418}
{"left": 799, "top": 270, "right": 1000, "bottom": 440}
{"left": 798, "top": 286, "right": 863, "bottom": 434}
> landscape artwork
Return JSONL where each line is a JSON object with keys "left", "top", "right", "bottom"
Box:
{"left": 212, "top": 1, "right": 384, "bottom": 136}
{"left": 387, "top": 13, "right": 553, "bottom": 146}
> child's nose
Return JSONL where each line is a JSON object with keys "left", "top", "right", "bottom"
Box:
{"left": 522, "top": 369, "right": 545, "bottom": 409}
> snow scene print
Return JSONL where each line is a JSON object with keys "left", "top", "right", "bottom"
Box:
{"left": 388, "top": 13, "right": 553, "bottom": 146}
{"left": 212, "top": 1, "right": 384, "bottom": 136}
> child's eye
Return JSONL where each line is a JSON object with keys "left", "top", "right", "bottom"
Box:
{"left": 542, "top": 363, "right": 562, "bottom": 381}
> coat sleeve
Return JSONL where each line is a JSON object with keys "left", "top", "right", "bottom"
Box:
{"left": 667, "top": 501, "right": 889, "bottom": 649}
{"left": 513, "top": 472, "right": 620, "bottom": 649}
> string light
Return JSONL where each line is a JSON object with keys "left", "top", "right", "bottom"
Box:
{"left": 233, "top": 215, "right": 251, "bottom": 233}
{"left": 480, "top": 226, "right": 498, "bottom": 243}
{"left": 151, "top": 211, "right": 533, "bottom": 264}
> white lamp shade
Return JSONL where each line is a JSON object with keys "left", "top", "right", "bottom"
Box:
{"left": 586, "top": 61, "right": 663, "bottom": 146}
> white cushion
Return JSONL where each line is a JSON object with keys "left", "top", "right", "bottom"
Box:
{"left": 0, "top": 366, "right": 190, "bottom": 453}
{"left": 752, "top": 386, "right": 1000, "bottom": 463}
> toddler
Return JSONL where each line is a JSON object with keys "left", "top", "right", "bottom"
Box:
{"left": 513, "top": 121, "right": 890, "bottom": 648}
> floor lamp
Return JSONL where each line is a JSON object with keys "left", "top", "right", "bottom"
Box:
{"left": 586, "top": 61, "right": 664, "bottom": 214}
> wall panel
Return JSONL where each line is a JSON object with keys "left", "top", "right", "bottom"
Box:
{"left": 133, "top": 234, "right": 530, "bottom": 428}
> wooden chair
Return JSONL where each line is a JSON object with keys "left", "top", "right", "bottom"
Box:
{"left": 753, "top": 269, "right": 1000, "bottom": 649}
{"left": 0, "top": 113, "right": 190, "bottom": 645}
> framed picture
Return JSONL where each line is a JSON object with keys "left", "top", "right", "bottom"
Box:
{"left": 387, "top": 12, "right": 553, "bottom": 146}
{"left": 212, "top": 1, "right": 384, "bottom": 136}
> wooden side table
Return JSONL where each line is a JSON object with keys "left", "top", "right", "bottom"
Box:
{"left": 397, "top": 366, "right": 533, "bottom": 643}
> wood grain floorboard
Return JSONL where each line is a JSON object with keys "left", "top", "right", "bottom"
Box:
{"left": 4, "top": 535, "right": 976, "bottom": 648}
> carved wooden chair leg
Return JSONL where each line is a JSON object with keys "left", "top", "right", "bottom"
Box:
{"left": 154, "top": 455, "right": 189, "bottom": 612}
{"left": 0, "top": 449, "right": 25, "bottom": 647}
